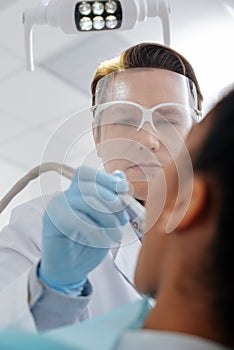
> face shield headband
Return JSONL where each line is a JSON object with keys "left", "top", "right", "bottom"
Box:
{"left": 91, "top": 68, "right": 202, "bottom": 135}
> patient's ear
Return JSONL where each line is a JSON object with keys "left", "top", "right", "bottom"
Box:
{"left": 92, "top": 123, "right": 102, "bottom": 157}
{"left": 176, "top": 176, "right": 208, "bottom": 231}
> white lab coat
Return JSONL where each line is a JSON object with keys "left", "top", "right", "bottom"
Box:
{"left": 0, "top": 196, "right": 142, "bottom": 331}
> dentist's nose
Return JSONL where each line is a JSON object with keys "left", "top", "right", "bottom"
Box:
{"left": 136, "top": 122, "right": 160, "bottom": 152}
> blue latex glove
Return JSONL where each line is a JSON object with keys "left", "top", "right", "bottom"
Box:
{"left": 39, "top": 166, "right": 130, "bottom": 295}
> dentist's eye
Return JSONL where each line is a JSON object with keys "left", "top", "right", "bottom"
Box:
{"left": 155, "top": 117, "right": 179, "bottom": 126}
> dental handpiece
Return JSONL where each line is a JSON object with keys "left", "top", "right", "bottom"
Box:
{"left": 62, "top": 166, "right": 146, "bottom": 238}
{"left": 0, "top": 163, "right": 146, "bottom": 237}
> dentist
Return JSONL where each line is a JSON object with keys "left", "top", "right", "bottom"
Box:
{"left": 0, "top": 42, "right": 202, "bottom": 331}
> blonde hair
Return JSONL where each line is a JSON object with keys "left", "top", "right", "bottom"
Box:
{"left": 91, "top": 42, "right": 203, "bottom": 110}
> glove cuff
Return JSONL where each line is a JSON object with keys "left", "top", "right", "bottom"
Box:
{"left": 38, "top": 264, "right": 87, "bottom": 297}
{"left": 46, "top": 279, "right": 88, "bottom": 297}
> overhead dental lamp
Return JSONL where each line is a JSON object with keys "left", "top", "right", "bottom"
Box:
{"left": 23, "top": 0, "right": 171, "bottom": 71}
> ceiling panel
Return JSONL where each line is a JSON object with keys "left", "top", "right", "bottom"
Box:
{"left": 0, "top": 68, "right": 89, "bottom": 126}
{"left": 42, "top": 33, "right": 130, "bottom": 95}
{"left": 0, "top": 128, "right": 52, "bottom": 168}
{"left": 0, "top": 47, "right": 23, "bottom": 81}
{"left": 0, "top": 110, "right": 32, "bottom": 145}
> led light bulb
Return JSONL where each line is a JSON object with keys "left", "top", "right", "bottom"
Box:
{"left": 105, "top": 15, "right": 118, "bottom": 28}
{"left": 79, "top": 16, "right": 92, "bottom": 30}
{"left": 79, "top": 2, "right": 91, "bottom": 15}
{"left": 93, "top": 16, "right": 105, "bottom": 29}
{"left": 92, "top": 1, "right": 104, "bottom": 15}
{"left": 105, "top": 1, "right": 117, "bottom": 14}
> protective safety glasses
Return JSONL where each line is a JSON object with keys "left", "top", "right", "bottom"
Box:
{"left": 92, "top": 100, "right": 202, "bottom": 132}
{"left": 91, "top": 68, "right": 202, "bottom": 134}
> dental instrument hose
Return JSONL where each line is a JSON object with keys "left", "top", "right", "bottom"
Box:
{"left": 0, "top": 163, "right": 75, "bottom": 214}
{"left": 0, "top": 163, "right": 145, "bottom": 235}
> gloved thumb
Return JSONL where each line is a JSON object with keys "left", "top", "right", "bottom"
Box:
{"left": 111, "top": 170, "right": 129, "bottom": 194}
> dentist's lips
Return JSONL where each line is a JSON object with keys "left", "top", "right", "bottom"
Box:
{"left": 128, "top": 162, "right": 163, "bottom": 178}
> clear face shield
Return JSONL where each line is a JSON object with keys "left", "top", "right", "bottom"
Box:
{"left": 92, "top": 68, "right": 202, "bottom": 138}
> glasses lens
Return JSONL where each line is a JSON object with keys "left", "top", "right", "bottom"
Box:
{"left": 96, "top": 103, "right": 142, "bottom": 128}
{"left": 152, "top": 105, "right": 194, "bottom": 133}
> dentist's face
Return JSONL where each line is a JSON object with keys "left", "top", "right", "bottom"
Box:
{"left": 93, "top": 69, "right": 194, "bottom": 201}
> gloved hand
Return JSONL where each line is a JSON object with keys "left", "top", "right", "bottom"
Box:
{"left": 38, "top": 166, "right": 130, "bottom": 295}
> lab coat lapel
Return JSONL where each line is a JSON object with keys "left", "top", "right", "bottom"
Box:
{"left": 0, "top": 270, "right": 36, "bottom": 331}
{"left": 113, "top": 224, "right": 142, "bottom": 286}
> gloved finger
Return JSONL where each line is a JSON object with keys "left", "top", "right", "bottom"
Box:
{"left": 68, "top": 195, "right": 130, "bottom": 227}
{"left": 43, "top": 199, "right": 123, "bottom": 247}
{"left": 68, "top": 181, "right": 129, "bottom": 210}
{"left": 61, "top": 211, "right": 123, "bottom": 247}
{"left": 111, "top": 170, "right": 126, "bottom": 180}
{"left": 44, "top": 189, "right": 129, "bottom": 238}
{"left": 72, "top": 166, "right": 129, "bottom": 194}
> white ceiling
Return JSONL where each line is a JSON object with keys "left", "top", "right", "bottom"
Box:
{"left": 0, "top": 0, "right": 233, "bottom": 227}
